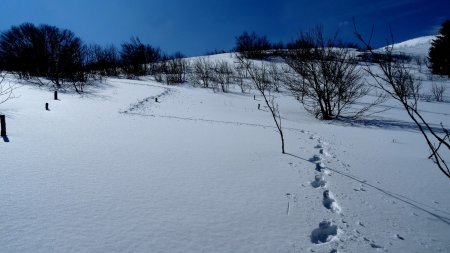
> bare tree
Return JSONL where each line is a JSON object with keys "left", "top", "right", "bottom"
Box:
{"left": 156, "top": 52, "right": 188, "bottom": 85}
{"left": 189, "top": 57, "right": 214, "bottom": 88}
{"left": 430, "top": 83, "right": 447, "bottom": 102}
{"left": 0, "top": 23, "right": 86, "bottom": 91}
{"left": 355, "top": 23, "right": 450, "bottom": 179}
{"left": 234, "top": 59, "right": 251, "bottom": 93}
{"left": 268, "top": 62, "right": 283, "bottom": 92}
{"left": 0, "top": 74, "right": 16, "bottom": 105}
{"left": 235, "top": 31, "right": 272, "bottom": 59}
{"left": 120, "top": 37, "right": 161, "bottom": 78}
{"left": 85, "top": 44, "right": 119, "bottom": 77}
{"left": 212, "top": 60, "right": 233, "bottom": 93}
{"left": 283, "top": 27, "right": 380, "bottom": 120}
{"left": 236, "top": 54, "right": 285, "bottom": 153}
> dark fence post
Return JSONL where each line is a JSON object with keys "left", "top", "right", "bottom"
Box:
{"left": 254, "top": 95, "right": 256, "bottom": 100}
{"left": 0, "top": 115, "right": 6, "bottom": 137}
{"left": 155, "top": 97, "right": 158, "bottom": 103}
{"left": 258, "top": 104, "right": 261, "bottom": 110}
{"left": 45, "top": 103, "right": 49, "bottom": 111}
{"left": 54, "top": 91, "right": 58, "bottom": 100}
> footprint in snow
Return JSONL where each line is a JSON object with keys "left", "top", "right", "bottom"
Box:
{"left": 320, "top": 148, "right": 331, "bottom": 157}
{"left": 323, "top": 190, "right": 341, "bottom": 213}
{"left": 310, "top": 220, "right": 339, "bottom": 244}
{"left": 310, "top": 154, "right": 322, "bottom": 163}
{"left": 316, "top": 162, "right": 326, "bottom": 172}
{"left": 311, "top": 175, "right": 327, "bottom": 188}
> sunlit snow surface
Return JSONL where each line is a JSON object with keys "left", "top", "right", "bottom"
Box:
{"left": 1, "top": 38, "right": 449, "bottom": 252}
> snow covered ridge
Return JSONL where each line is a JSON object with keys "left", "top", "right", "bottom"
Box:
{"left": 391, "top": 36, "right": 436, "bottom": 49}
{"left": 379, "top": 35, "right": 436, "bottom": 57}
{"left": 1, "top": 48, "right": 450, "bottom": 252}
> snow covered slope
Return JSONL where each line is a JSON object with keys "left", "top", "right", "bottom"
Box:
{"left": 1, "top": 50, "right": 449, "bottom": 252}
{"left": 382, "top": 35, "right": 436, "bottom": 57}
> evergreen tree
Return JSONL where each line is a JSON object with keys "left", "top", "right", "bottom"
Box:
{"left": 429, "top": 20, "right": 450, "bottom": 76}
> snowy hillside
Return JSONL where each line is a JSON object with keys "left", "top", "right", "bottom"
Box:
{"left": 1, "top": 39, "right": 450, "bottom": 253}
{"left": 382, "top": 35, "right": 436, "bottom": 57}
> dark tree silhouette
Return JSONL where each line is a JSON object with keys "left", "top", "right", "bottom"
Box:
{"left": 429, "top": 20, "right": 450, "bottom": 76}
{"left": 120, "top": 37, "right": 161, "bottom": 77}
{"left": 0, "top": 23, "right": 86, "bottom": 90}
{"left": 235, "top": 31, "right": 272, "bottom": 59}
{"left": 86, "top": 44, "right": 120, "bottom": 77}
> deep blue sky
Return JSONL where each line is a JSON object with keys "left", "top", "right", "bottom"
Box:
{"left": 0, "top": 0, "right": 449, "bottom": 56}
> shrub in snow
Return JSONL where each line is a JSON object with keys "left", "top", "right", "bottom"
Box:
{"left": 283, "top": 27, "right": 381, "bottom": 120}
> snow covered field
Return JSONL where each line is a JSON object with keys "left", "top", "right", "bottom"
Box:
{"left": 1, "top": 40, "right": 450, "bottom": 252}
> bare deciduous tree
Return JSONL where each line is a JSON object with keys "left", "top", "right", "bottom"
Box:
{"left": 236, "top": 54, "right": 285, "bottom": 153}
{"left": 355, "top": 23, "right": 450, "bottom": 179}
{"left": 268, "top": 62, "right": 283, "bottom": 92}
{"left": 0, "top": 23, "right": 86, "bottom": 91}
{"left": 189, "top": 57, "right": 213, "bottom": 88}
{"left": 120, "top": 37, "right": 161, "bottom": 78}
{"left": 212, "top": 60, "right": 233, "bottom": 93}
{"left": 234, "top": 59, "right": 251, "bottom": 93}
{"left": 283, "top": 27, "right": 380, "bottom": 120}
{"left": 235, "top": 31, "right": 272, "bottom": 59}
{"left": 158, "top": 52, "right": 188, "bottom": 85}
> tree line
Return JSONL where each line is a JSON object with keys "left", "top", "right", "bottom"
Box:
{"left": 0, "top": 23, "right": 187, "bottom": 91}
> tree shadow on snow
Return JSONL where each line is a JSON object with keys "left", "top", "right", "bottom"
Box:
{"left": 332, "top": 118, "right": 447, "bottom": 134}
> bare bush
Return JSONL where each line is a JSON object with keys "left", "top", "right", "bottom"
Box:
{"left": 234, "top": 60, "right": 251, "bottom": 93}
{"left": 283, "top": 27, "right": 380, "bottom": 120}
{"left": 189, "top": 58, "right": 214, "bottom": 88}
{"left": 268, "top": 62, "right": 283, "bottom": 92}
{"left": 212, "top": 60, "right": 233, "bottom": 92}
{"left": 430, "top": 83, "right": 447, "bottom": 102}
{"left": 155, "top": 53, "right": 188, "bottom": 85}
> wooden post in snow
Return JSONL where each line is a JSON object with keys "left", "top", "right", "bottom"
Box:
{"left": 0, "top": 115, "right": 6, "bottom": 137}
{"left": 45, "top": 103, "right": 49, "bottom": 111}
{"left": 258, "top": 104, "right": 261, "bottom": 110}
{"left": 54, "top": 91, "right": 58, "bottom": 100}
{"left": 155, "top": 97, "right": 158, "bottom": 103}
